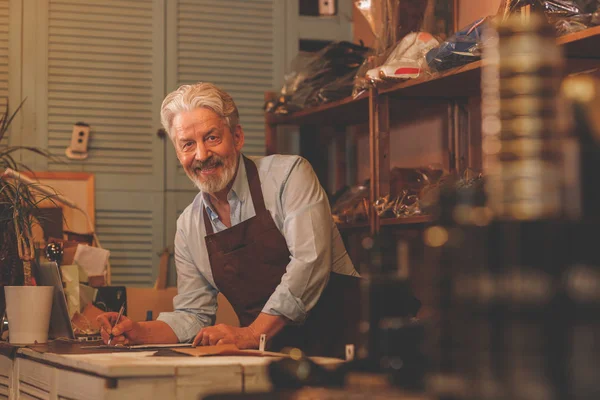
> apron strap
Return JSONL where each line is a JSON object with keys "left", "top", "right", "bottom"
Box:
{"left": 242, "top": 155, "right": 267, "bottom": 214}
{"left": 202, "top": 155, "right": 266, "bottom": 236}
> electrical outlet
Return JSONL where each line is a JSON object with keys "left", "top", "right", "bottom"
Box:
{"left": 70, "top": 123, "right": 90, "bottom": 153}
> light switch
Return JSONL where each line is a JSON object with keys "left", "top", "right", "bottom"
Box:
{"left": 66, "top": 122, "right": 90, "bottom": 160}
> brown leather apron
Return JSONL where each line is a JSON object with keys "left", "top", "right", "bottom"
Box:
{"left": 203, "top": 156, "right": 360, "bottom": 357}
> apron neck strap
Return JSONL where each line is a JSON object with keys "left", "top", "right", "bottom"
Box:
{"left": 202, "top": 155, "right": 266, "bottom": 236}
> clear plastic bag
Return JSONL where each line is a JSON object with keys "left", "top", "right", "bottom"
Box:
{"left": 314, "top": 70, "right": 359, "bottom": 105}
{"left": 331, "top": 183, "right": 370, "bottom": 223}
{"left": 352, "top": 0, "right": 428, "bottom": 95}
{"left": 372, "top": 166, "right": 444, "bottom": 219}
{"left": 497, "top": 0, "right": 600, "bottom": 34}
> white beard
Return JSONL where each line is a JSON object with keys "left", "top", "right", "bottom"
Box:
{"left": 186, "top": 154, "right": 238, "bottom": 193}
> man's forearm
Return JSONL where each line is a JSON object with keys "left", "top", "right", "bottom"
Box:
{"left": 248, "top": 313, "right": 287, "bottom": 342}
{"left": 136, "top": 320, "right": 180, "bottom": 344}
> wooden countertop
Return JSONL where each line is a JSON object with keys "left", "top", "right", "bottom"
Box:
{"left": 17, "top": 346, "right": 344, "bottom": 378}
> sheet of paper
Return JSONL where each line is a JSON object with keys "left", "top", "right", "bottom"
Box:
{"left": 74, "top": 244, "right": 110, "bottom": 276}
{"left": 77, "top": 264, "right": 89, "bottom": 283}
{"left": 60, "top": 264, "right": 80, "bottom": 320}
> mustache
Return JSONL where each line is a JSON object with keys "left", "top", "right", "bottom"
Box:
{"left": 192, "top": 156, "right": 224, "bottom": 171}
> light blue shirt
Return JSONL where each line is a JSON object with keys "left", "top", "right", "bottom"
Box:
{"left": 157, "top": 154, "right": 358, "bottom": 342}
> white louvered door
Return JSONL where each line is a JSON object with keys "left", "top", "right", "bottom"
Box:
{"left": 23, "top": 0, "right": 166, "bottom": 286}
{"left": 97, "top": 191, "right": 164, "bottom": 286}
{"left": 37, "top": 0, "right": 165, "bottom": 192}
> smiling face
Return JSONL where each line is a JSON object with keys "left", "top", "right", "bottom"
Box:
{"left": 172, "top": 107, "right": 244, "bottom": 193}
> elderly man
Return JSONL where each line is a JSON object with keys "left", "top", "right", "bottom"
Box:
{"left": 97, "top": 82, "right": 360, "bottom": 356}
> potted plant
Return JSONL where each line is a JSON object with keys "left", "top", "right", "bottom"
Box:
{"left": 0, "top": 100, "right": 55, "bottom": 343}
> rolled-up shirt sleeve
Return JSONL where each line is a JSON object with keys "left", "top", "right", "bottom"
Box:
{"left": 261, "top": 157, "right": 333, "bottom": 324}
{"left": 157, "top": 225, "right": 217, "bottom": 342}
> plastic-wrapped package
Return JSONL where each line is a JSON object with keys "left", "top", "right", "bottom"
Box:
{"left": 374, "top": 191, "right": 423, "bottom": 218}
{"left": 314, "top": 70, "right": 358, "bottom": 105}
{"left": 266, "top": 41, "right": 369, "bottom": 114}
{"left": 498, "top": 0, "right": 600, "bottom": 34}
{"left": 366, "top": 31, "right": 439, "bottom": 82}
{"left": 352, "top": 0, "right": 428, "bottom": 96}
{"left": 425, "top": 17, "right": 490, "bottom": 73}
{"left": 372, "top": 166, "right": 444, "bottom": 219}
{"left": 330, "top": 183, "right": 370, "bottom": 224}
{"left": 353, "top": 57, "right": 376, "bottom": 98}
{"left": 543, "top": 0, "right": 600, "bottom": 34}
{"left": 499, "top": 0, "right": 599, "bottom": 17}
{"left": 353, "top": 0, "right": 400, "bottom": 97}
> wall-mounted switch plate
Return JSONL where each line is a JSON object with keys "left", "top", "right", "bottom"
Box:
{"left": 66, "top": 122, "right": 90, "bottom": 160}
{"left": 319, "top": 0, "right": 336, "bottom": 16}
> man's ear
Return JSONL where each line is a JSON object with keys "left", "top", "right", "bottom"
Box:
{"left": 232, "top": 125, "right": 245, "bottom": 151}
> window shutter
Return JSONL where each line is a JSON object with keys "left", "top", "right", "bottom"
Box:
{"left": 45, "top": 0, "right": 164, "bottom": 192}
{"left": 37, "top": 0, "right": 166, "bottom": 286}
{"left": 0, "top": 0, "right": 8, "bottom": 147}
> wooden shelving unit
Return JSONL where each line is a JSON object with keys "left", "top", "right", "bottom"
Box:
{"left": 265, "top": 27, "right": 600, "bottom": 235}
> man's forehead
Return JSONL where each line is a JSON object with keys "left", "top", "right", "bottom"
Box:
{"left": 174, "top": 108, "right": 225, "bottom": 133}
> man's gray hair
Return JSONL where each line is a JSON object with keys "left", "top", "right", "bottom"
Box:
{"left": 160, "top": 82, "right": 240, "bottom": 141}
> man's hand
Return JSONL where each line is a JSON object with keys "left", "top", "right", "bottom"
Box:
{"left": 96, "top": 312, "right": 143, "bottom": 346}
{"left": 192, "top": 324, "right": 259, "bottom": 349}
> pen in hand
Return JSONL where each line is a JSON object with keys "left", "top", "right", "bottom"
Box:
{"left": 107, "top": 303, "right": 125, "bottom": 346}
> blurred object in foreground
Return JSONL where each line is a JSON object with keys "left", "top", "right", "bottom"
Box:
{"left": 561, "top": 74, "right": 600, "bottom": 221}
{"left": 483, "top": 12, "right": 564, "bottom": 221}
{"left": 427, "top": 12, "right": 570, "bottom": 400}
{"left": 560, "top": 74, "right": 600, "bottom": 400}
{"left": 356, "top": 234, "right": 424, "bottom": 390}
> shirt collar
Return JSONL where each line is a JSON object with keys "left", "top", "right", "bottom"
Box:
{"left": 230, "top": 153, "right": 248, "bottom": 203}
{"left": 202, "top": 153, "right": 248, "bottom": 221}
